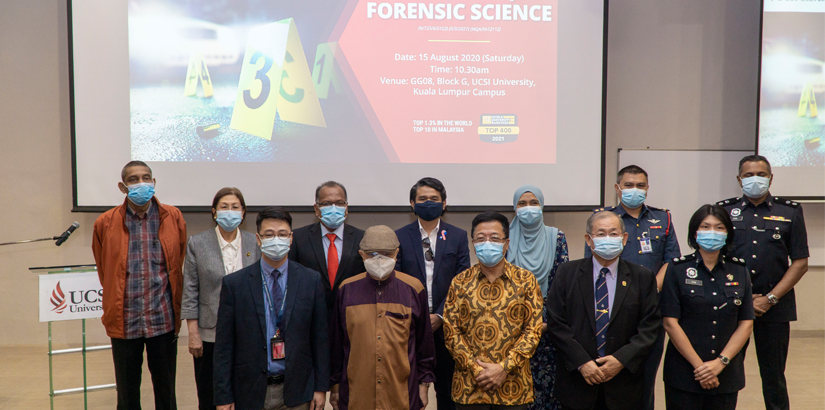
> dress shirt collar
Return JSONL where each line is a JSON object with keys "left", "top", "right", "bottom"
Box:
{"left": 125, "top": 200, "right": 157, "bottom": 220}
{"left": 742, "top": 192, "right": 773, "bottom": 210}
{"left": 321, "top": 221, "right": 345, "bottom": 240}
{"left": 215, "top": 226, "right": 241, "bottom": 250}
{"left": 474, "top": 260, "right": 514, "bottom": 282}
{"left": 613, "top": 203, "right": 649, "bottom": 220}
{"left": 261, "top": 257, "right": 289, "bottom": 278}
{"left": 418, "top": 220, "right": 441, "bottom": 238}
{"left": 592, "top": 257, "right": 618, "bottom": 280}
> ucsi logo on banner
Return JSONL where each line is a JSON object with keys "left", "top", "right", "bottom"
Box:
{"left": 39, "top": 271, "right": 103, "bottom": 322}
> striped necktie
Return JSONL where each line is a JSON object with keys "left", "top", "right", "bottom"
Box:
{"left": 595, "top": 267, "right": 610, "bottom": 357}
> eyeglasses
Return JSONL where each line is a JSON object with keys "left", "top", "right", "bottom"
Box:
{"left": 422, "top": 237, "right": 434, "bottom": 261}
{"left": 366, "top": 251, "right": 395, "bottom": 258}
{"left": 472, "top": 235, "right": 506, "bottom": 244}
{"left": 317, "top": 201, "right": 347, "bottom": 207}
{"left": 259, "top": 232, "right": 291, "bottom": 240}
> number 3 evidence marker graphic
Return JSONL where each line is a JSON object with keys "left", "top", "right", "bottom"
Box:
{"left": 183, "top": 53, "right": 214, "bottom": 98}
{"left": 230, "top": 18, "right": 326, "bottom": 140}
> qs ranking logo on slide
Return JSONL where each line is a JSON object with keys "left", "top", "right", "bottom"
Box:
{"left": 183, "top": 18, "right": 343, "bottom": 140}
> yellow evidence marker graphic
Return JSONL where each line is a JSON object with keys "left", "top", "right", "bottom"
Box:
{"left": 312, "top": 42, "right": 343, "bottom": 99}
{"left": 183, "top": 53, "right": 214, "bottom": 98}
{"left": 797, "top": 83, "right": 818, "bottom": 118}
{"left": 230, "top": 18, "right": 326, "bottom": 140}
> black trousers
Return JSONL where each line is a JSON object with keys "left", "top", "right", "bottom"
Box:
{"left": 111, "top": 331, "right": 178, "bottom": 410}
{"left": 664, "top": 385, "right": 738, "bottom": 410}
{"left": 752, "top": 321, "right": 791, "bottom": 410}
{"left": 642, "top": 327, "right": 666, "bottom": 410}
{"left": 560, "top": 385, "right": 607, "bottom": 410}
{"left": 193, "top": 341, "right": 216, "bottom": 410}
{"left": 434, "top": 328, "right": 457, "bottom": 410}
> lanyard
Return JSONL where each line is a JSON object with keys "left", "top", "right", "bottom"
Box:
{"left": 261, "top": 270, "right": 287, "bottom": 330}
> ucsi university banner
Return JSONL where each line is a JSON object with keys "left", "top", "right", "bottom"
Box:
{"left": 39, "top": 271, "right": 103, "bottom": 322}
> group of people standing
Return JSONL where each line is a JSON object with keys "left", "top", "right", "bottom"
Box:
{"left": 91, "top": 154, "right": 808, "bottom": 410}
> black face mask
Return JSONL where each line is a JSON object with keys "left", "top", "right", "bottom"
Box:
{"left": 414, "top": 201, "right": 443, "bottom": 221}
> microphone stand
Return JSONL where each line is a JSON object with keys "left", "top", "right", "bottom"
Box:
{"left": 0, "top": 236, "right": 60, "bottom": 246}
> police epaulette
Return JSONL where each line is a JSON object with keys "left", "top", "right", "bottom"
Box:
{"left": 772, "top": 197, "right": 800, "bottom": 208}
{"left": 647, "top": 205, "right": 669, "bottom": 212}
{"left": 592, "top": 206, "right": 614, "bottom": 213}
{"left": 716, "top": 197, "right": 740, "bottom": 206}
{"left": 671, "top": 254, "right": 696, "bottom": 264}
{"left": 725, "top": 255, "right": 747, "bottom": 266}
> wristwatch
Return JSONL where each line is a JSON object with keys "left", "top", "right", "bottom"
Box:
{"left": 767, "top": 294, "right": 779, "bottom": 305}
{"left": 718, "top": 355, "right": 730, "bottom": 366}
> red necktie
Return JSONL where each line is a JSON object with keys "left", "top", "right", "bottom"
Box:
{"left": 326, "top": 233, "right": 339, "bottom": 287}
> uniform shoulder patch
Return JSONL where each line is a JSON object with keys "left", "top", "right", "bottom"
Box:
{"left": 647, "top": 205, "right": 667, "bottom": 212}
{"left": 716, "top": 197, "right": 739, "bottom": 206}
{"left": 592, "top": 206, "right": 614, "bottom": 213}
{"left": 773, "top": 197, "right": 800, "bottom": 208}
{"left": 671, "top": 253, "right": 696, "bottom": 264}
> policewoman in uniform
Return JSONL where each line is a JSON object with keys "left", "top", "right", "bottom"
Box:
{"left": 717, "top": 155, "right": 808, "bottom": 410}
{"left": 660, "top": 204, "right": 754, "bottom": 410}
{"left": 584, "top": 165, "right": 680, "bottom": 410}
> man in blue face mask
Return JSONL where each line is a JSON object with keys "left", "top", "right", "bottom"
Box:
{"left": 584, "top": 164, "right": 680, "bottom": 410}
{"left": 717, "top": 155, "right": 809, "bottom": 410}
{"left": 289, "top": 181, "right": 365, "bottom": 311}
{"left": 92, "top": 161, "right": 187, "bottom": 410}
{"left": 396, "top": 177, "right": 471, "bottom": 410}
{"left": 546, "top": 211, "right": 661, "bottom": 410}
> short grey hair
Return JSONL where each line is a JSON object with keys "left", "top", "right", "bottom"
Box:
{"left": 586, "top": 211, "right": 625, "bottom": 235}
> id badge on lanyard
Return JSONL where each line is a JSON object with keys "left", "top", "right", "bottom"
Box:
{"left": 640, "top": 232, "right": 653, "bottom": 254}
{"left": 271, "top": 328, "right": 285, "bottom": 360}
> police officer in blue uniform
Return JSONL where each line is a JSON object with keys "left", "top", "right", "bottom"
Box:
{"left": 660, "top": 204, "right": 754, "bottom": 410}
{"left": 584, "top": 165, "right": 681, "bottom": 410}
{"left": 717, "top": 155, "right": 809, "bottom": 410}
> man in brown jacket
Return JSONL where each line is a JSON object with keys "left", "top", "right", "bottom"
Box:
{"left": 92, "top": 161, "right": 186, "bottom": 410}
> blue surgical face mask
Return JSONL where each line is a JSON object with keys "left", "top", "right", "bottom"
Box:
{"left": 516, "top": 206, "right": 543, "bottom": 226}
{"left": 260, "top": 237, "right": 290, "bottom": 261}
{"left": 126, "top": 182, "right": 155, "bottom": 206}
{"left": 215, "top": 210, "right": 243, "bottom": 232}
{"left": 474, "top": 241, "right": 506, "bottom": 267}
{"left": 319, "top": 205, "right": 346, "bottom": 229}
{"left": 741, "top": 176, "right": 770, "bottom": 198}
{"left": 414, "top": 201, "right": 443, "bottom": 222}
{"left": 620, "top": 188, "right": 646, "bottom": 209}
{"left": 589, "top": 236, "right": 624, "bottom": 260}
{"left": 696, "top": 230, "right": 727, "bottom": 252}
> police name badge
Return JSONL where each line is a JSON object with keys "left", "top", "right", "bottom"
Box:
{"left": 686, "top": 268, "right": 698, "bottom": 279}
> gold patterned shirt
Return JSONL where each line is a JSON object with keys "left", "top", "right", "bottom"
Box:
{"left": 443, "top": 261, "right": 543, "bottom": 405}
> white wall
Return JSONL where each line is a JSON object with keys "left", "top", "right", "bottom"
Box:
{"left": 0, "top": 0, "right": 820, "bottom": 345}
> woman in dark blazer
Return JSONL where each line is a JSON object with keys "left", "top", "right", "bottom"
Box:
{"left": 660, "top": 204, "right": 754, "bottom": 410}
{"left": 181, "top": 187, "right": 260, "bottom": 410}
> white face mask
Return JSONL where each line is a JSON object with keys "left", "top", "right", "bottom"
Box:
{"left": 364, "top": 255, "right": 395, "bottom": 280}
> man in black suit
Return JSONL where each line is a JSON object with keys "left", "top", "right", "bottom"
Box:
{"left": 395, "top": 177, "right": 471, "bottom": 410}
{"left": 214, "top": 207, "right": 329, "bottom": 410}
{"left": 546, "top": 211, "right": 661, "bottom": 410}
{"left": 289, "top": 181, "right": 365, "bottom": 310}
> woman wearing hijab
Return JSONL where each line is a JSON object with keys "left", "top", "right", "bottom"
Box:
{"left": 507, "top": 185, "right": 569, "bottom": 410}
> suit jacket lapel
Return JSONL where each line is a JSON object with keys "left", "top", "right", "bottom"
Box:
{"left": 283, "top": 266, "right": 301, "bottom": 332}
{"left": 408, "top": 224, "right": 426, "bottom": 277}
{"left": 334, "top": 225, "right": 357, "bottom": 289}
{"left": 432, "top": 225, "right": 447, "bottom": 281}
{"left": 609, "top": 260, "right": 631, "bottom": 322}
{"left": 308, "top": 223, "right": 329, "bottom": 279}
{"left": 247, "top": 263, "right": 267, "bottom": 338}
{"left": 576, "top": 258, "right": 597, "bottom": 334}
{"left": 240, "top": 231, "right": 258, "bottom": 268}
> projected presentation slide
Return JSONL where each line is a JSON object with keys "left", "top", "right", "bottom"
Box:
{"left": 71, "top": 0, "right": 606, "bottom": 208}
{"left": 759, "top": 1, "right": 825, "bottom": 198}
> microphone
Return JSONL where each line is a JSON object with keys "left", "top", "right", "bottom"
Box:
{"left": 55, "top": 222, "right": 80, "bottom": 246}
